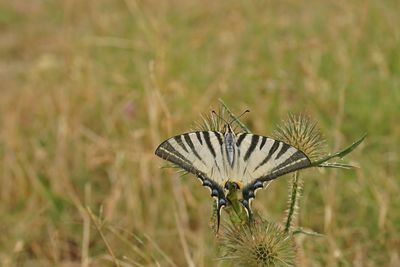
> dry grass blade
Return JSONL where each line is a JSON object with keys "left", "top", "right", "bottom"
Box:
{"left": 86, "top": 207, "right": 121, "bottom": 267}
{"left": 192, "top": 105, "right": 225, "bottom": 131}
{"left": 174, "top": 211, "right": 195, "bottom": 267}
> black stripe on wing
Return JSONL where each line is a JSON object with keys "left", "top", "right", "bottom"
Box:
{"left": 241, "top": 145, "right": 311, "bottom": 220}
{"left": 259, "top": 136, "right": 267, "bottom": 149}
{"left": 203, "top": 131, "right": 216, "bottom": 158}
{"left": 174, "top": 135, "right": 188, "bottom": 153}
{"left": 254, "top": 139, "right": 279, "bottom": 171}
{"left": 244, "top": 135, "right": 259, "bottom": 161}
{"left": 275, "top": 143, "right": 290, "bottom": 159}
{"left": 155, "top": 140, "right": 197, "bottom": 175}
{"left": 213, "top": 131, "right": 224, "bottom": 146}
{"left": 236, "top": 133, "right": 247, "bottom": 146}
{"left": 195, "top": 132, "right": 203, "bottom": 145}
{"left": 212, "top": 131, "right": 225, "bottom": 160}
{"left": 183, "top": 133, "right": 203, "bottom": 162}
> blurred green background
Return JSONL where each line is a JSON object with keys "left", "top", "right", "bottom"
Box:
{"left": 0, "top": 0, "right": 399, "bottom": 266}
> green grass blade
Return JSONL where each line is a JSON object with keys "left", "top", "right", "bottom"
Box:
{"left": 318, "top": 162, "right": 357, "bottom": 169}
{"left": 292, "top": 227, "right": 324, "bottom": 237}
{"left": 218, "top": 99, "right": 251, "bottom": 133}
{"left": 311, "top": 134, "right": 367, "bottom": 167}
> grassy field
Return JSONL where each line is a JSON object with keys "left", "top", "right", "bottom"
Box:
{"left": 1, "top": 0, "right": 399, "bottom": 266}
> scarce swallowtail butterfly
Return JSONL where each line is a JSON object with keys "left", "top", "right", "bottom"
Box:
{"left": 155, "top": 117, "right": 311, "bottom": 231}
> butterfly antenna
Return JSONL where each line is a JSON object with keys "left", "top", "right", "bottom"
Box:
{"left": 212, "top": 110, "right": 230, "bottom": 128}
{"left": 228, "top": 109, "right": 250, "bottom": 124}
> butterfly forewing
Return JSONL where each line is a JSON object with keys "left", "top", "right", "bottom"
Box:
{"left": 234, "top": 133, "right": 311, "bottom": 184}
{"left": 155, "top": 131, "right": 228, "bottom": 184}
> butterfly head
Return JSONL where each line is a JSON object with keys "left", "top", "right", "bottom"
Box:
{"left": 215, "top": 109, "right": 250, "bottom": 135}
{"left": 224, "top": 180, "right": 243, "bottom": 191}
{"left": 223, "top": 123, "right": 235, "bottom": 135}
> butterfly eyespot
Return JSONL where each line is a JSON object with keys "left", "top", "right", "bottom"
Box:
{"left": 253, "top": 181, "right": 263, "bottom": 189}
{"left": 211, "top": 189, "right": 219, "bottom": 197}
{"left": 203, "top": 180, "right": 212, "bottom": 187}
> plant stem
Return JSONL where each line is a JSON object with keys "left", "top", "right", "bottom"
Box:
{"left": 285, "top": 172, "right": 300, "bottom": 233}
{"left": 87, "top": 207, "right": 121, "bottom": 267}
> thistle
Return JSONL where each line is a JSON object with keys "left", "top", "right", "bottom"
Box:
{"left": 218, "top": 219, "right": 295, "bottom": 267}
{"left": 272, "top": 114, "right": 325, "bottom": 233}
{"left": 272, "top": 113, "right": 325, "bottom": 161}
{"left": 193, "top": 104, "right": 226, "bottom": 132}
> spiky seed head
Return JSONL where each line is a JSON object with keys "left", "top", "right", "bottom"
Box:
{"left": 273, "top": 113, "right": 325, "bottom": 161}
{"left": 192, "top": 106, "right": 226, "bottom": 131}
{"left": 192, "top": 104, "right": 247, "bottom": 133}
{"left": 218, "top": 220, "right": 296, "bottom": 267}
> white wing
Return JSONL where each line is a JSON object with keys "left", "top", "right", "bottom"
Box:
{"left": 155, "top": 131, "right": 230, "bottom": 231}
{"left": 234, "top": 133, "right": 311, "bottom": 185}
{"left": 230, "top": 133, "right": 311, "bottom": 220}
{"left": 155, "top": 131, "right": 229, "bottom": 184}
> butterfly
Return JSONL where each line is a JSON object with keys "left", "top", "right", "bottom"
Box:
{"left": 155, "top": 118, "right": 311, "bottom": 230}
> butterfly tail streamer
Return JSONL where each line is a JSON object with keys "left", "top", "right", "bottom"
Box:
{"left": 239, "top": 199, "right": 252, "bottom": 223}
{"left": 215, "top": 198, "right": 228, "bottom": 233}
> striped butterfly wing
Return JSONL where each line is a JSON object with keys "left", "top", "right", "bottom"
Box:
{"left": 234, "top": 133, "right": 311, "bottom": 183}
{"left": 233, "top": 133, "right": 311, "bottom": 218}
{"left": 155, "top": 131, "right": 229, "bottom": 229}
{"left": 155, "top": 131, "right": 229, "bottom": 183}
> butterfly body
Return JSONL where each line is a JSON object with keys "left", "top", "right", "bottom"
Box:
{"left": 224, "top": 125, "right": 236, "bottom": 167}
{"left": 155, "top": 123, "right": 311, "bottom": 231}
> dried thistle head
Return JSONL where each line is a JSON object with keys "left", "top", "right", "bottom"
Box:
{"left": 192, "top": 102, "right": 250, "bottom": 133}
{"left": 219, "top": 220, "right": 295, "bottom": 267}
{"left": 273, "top": 113, "right": 325, "bottom": 161}
{"left": 192, "top": 106, "right": 226, "bottom": 131}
